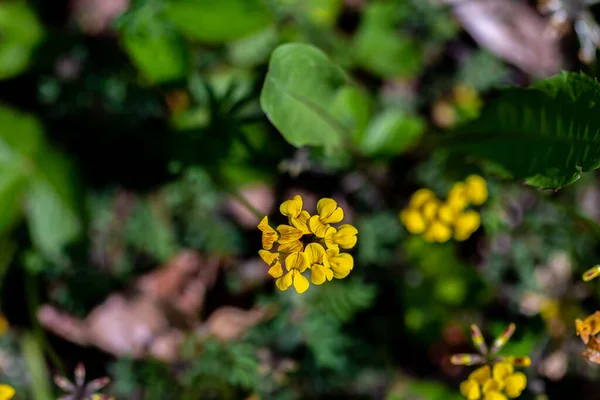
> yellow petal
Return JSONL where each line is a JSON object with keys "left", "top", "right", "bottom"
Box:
{"left": 291, "top": 210, "right": 311, "bottom": 234}
{"left": 305, "top": 243, "right": 326, "bottom": 265}
{"left": 277, "top": 225, "right": 304, "bottom": 243}
{"left": 492, "top": 362, "right": 514, "bottom": 381}
{"left": 409, "top": 188, "right": 435, "bottom": 209}
{"left": 258, "top": 216, "right": 276, "bottom": 234}
{"left": 483, "top": 392, "right": 507, "bottom": 400}
{"left": 309, "top": 215, "right": 330, "bottom": 238}
{"left": 316, "top": 198, "right": 344, "bottom": 223}
{"left": 285, "top": 252, "right": 309, "bottom": 272}
{"left": 259, "top": 250, "right": 279, "bottom": 266}
{"left": 465, "top": 175, "right": 488, "bottom": 205}
{"left": 399, "top": 208, "right": 426, "bottom": 234}
{"left": 280, "top": 195, "right": 303, "bottom": 218}
{"left": 310, "top": 264, "right": 334, "bottom": 285}
{"left": 327, "top": 252, "right": 354, "bottom": 279}
{"left": 268, "top": 262, "right": 283, "bottom": 278}
{"left": 459, "top": 379, "right": 481, "bottom": 400}
{"left": 276, "top": 271, "right": 293, "bottom": 291}
{"left": 0, "top": 385, "right": 14, "bottom": 400}
{"left": 278, "top": 240, "right": 303, "bottom": 254}
{"left": 504, "top": 372, "right": 526, "bottom": 398}
{"left": 258, "top": 216, "right": 278, "bottom": 250}
{"left": 482, "top": 378, "right": 503, "bottom": 393}
{"left": 468, "top": 365, "right": 491, "bottom": 383}
{"left": 292, "top": 269, "right": 309, "bottom": 293}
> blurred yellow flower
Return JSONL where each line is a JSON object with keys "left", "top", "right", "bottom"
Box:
{"left": 0, "top": 315, "right": 9, "bottom": 335}
{"left": 465, "top": 175, "right": 488, "bottom": 205}
{"left": 258, "top": 195, "right": 357, "bottom": 293}
{"left": 399, "top": 175, "right": 488, "bottom": 243}
{"left": 0, "top": 385, "right": 14, "bottom": 400}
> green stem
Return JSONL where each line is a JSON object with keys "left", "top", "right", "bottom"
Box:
{"left": 24, "top": 271, "right": 64, "bottom": 374}
{"left": 225, "top": 186, "right": 264, "bottom": 221}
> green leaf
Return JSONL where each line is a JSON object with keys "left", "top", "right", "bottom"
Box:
{"left": 359, "top": 110, "right": 425, "bottom": 157}
{"left": 352, "top": 3, "right": 422, "bottom": 78}
{"left": 0, "top": 1, "right": 44, "bottom": 79}
{"left": 260, "top": 43, "right": 353, "bottom": 148}
{"left": 25, "top": 149, "right": 82, "bottom": 258}
{"left": 21, "top": 332, "right": 53, "bottom": 400}
{"left": 445, "top": 72, "right": 600, "bottom": 189}
{"left": 164, "top": 0, "right": 273, "bottom": 43}
{"left": 121, "top": 22, "right": 188, "bottom": 84}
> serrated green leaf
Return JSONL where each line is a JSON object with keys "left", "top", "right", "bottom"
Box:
{"left": 164, "top": 0, "right": 273, "bottom": 43}
{"left": 260, "top": 43, "right": 353, "bottom": 148}
{"left": 0, "top": 1, "right": 44, "bottom": 79}
{"left": 359, "top": 110, "right": 425, "bottom": 157}
{"left": 445, "top": 72, "right": 600, "bottom": 189}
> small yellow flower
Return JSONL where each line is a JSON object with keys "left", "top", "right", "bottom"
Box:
{"left": 454, "top": 210, "right": 481, "bottom": 241}
{"left": 259, "top": 250, "right": 282, "bottom": 278}
{"left": 422, "top": 199, "right": 440, "bottom": 221}
{"left": 483, "top": 392, "right": 507, "bottom": 400}
{"left": 276, "top": 252, "right": 310, "bottom": 293}
{"left": 503, "top": 372, "right": 527, "bottom": 398}
{"left": 280, "top": 195, "right": 311, "bottom": 233}
{"left": 276, "top": 225, "right": 304, "bottom": 253}
{"left": 326, "top": 247, "right": 354, "bottom": 279}
{"left": 423, "top": 220, "right": 452, "bottom": 243}
{"left": 324, "top": 224, "right": 358, "bottom": 250}
{"left": 469, "top": 365, "right": 491, "bottom": 383}
{"left": 482, "top": 378, "right": 503, "bottom": 393}
{"left": 409, "top": 188, "right": 436, "bottom": 208}
{"left": 309, "top": 198, "right": 344, "bottom": 237}
{"left": 399, "top": 208, "right": 426, "bottom": 234}
{"left": 437, "top": 202, "right": 456, "bottom": 224}
{"left": 465, "top": 175, "right": 488, "bottom": 205}
{"left": 0, "top": 385, "right": 14, "bottom": 400}
{"left": 305, "top": 243, "right": 333, "bottom": 285}
{"left": 258, "top": 216, "right": 278, "bottom": 250}
{"left": 460, "top": 379, "right": 481, "bottom": 400}
{"left": 447, "top": 182, "right": 469, "bottom": 211}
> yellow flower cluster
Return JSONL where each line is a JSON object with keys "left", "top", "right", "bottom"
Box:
{"left": 460, "top": 363, "right": 527, "bottom": 400}
{"left": 258, "top": 195, "right": 357, "bottom": 293}
{"left": 399, "top": 175, "right": 487, "bottom": 243}
{"left": 0, "top": 385, "right": 14, "bottom": 400}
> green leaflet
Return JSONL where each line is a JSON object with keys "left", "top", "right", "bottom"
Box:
{"left": 445, "top": 72, "right": 600, "bottom": 189}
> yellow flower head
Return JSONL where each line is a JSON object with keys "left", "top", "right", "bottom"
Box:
{"left": 0, "top": 385, "right": 14, "bottom": 400}
{"left": 453, "top": 325, "right": 529, "bottom": 399}
{"left": 400, "top": 176, "right": 487, "bottom": 243}
{"left": 258, "top": 195, "right": 356, "bottom": 293}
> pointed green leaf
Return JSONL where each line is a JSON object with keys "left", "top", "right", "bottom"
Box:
{"left": 359, "top": 110, "right": 425, "bottom": 157}
{"left": 445, "top": 72, "right": 600, "bottom": 189}
{"left": 260, "top": 43, "right": 354, "bottom": 148}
